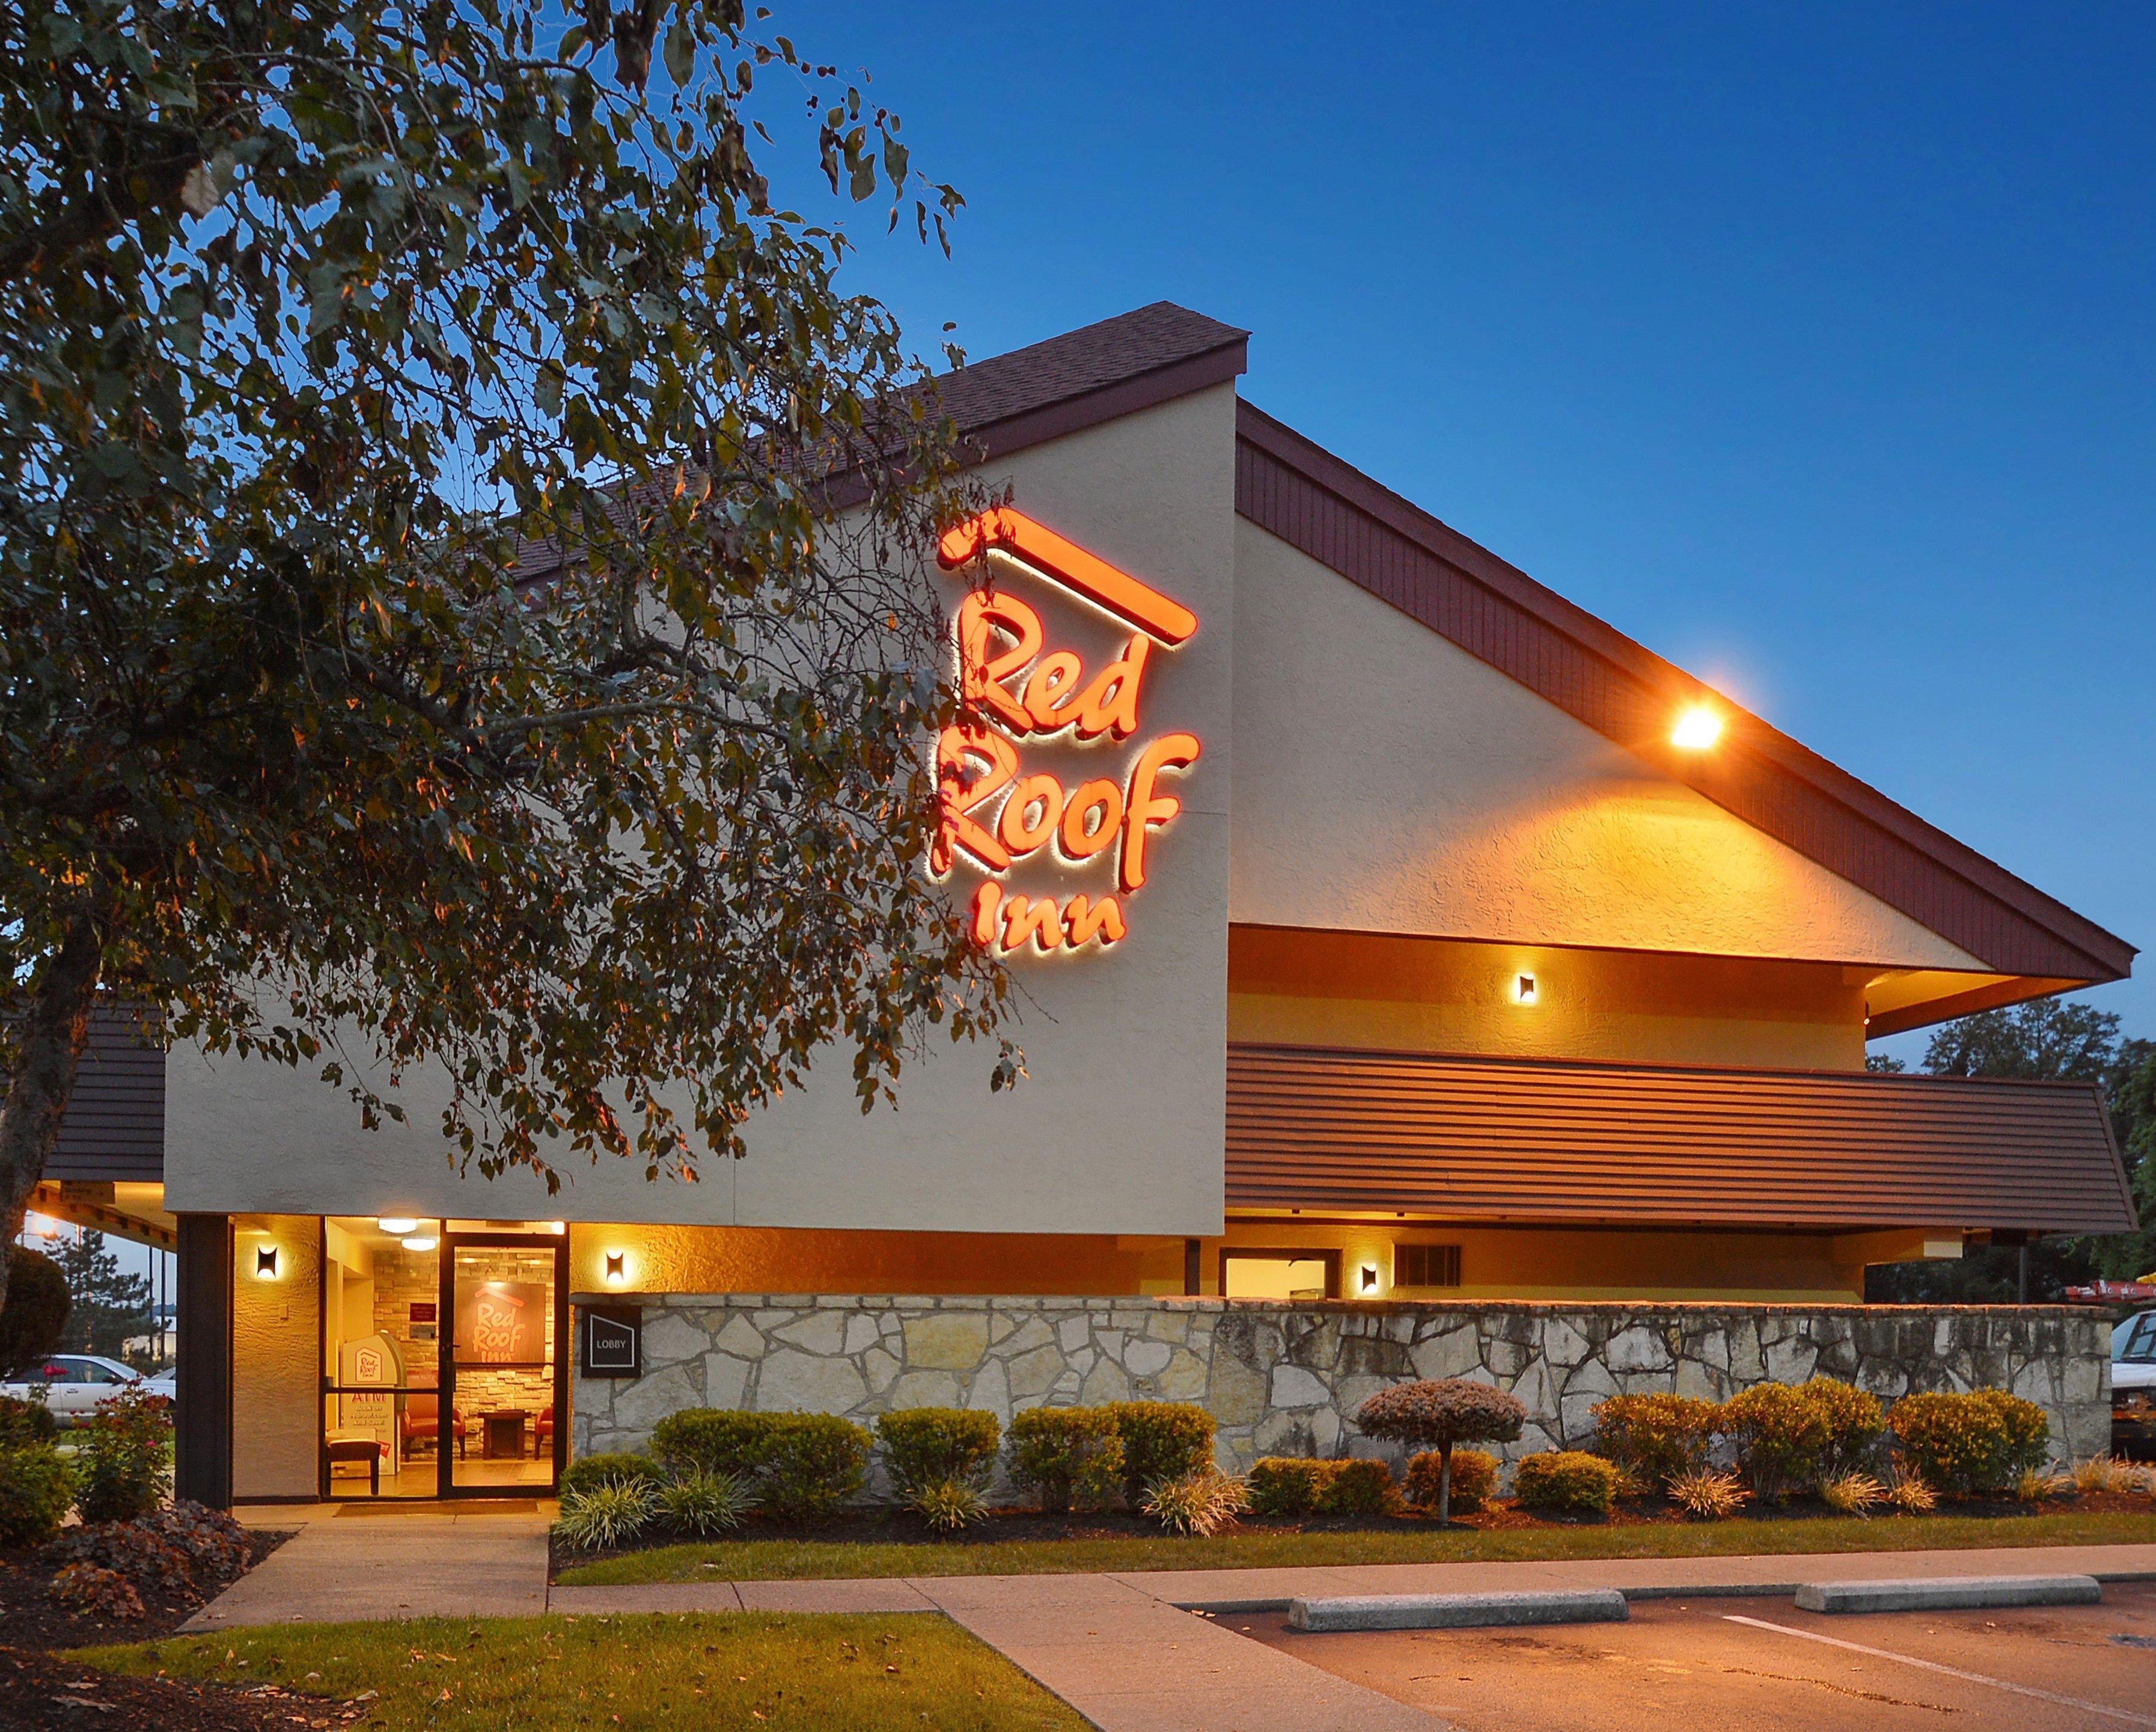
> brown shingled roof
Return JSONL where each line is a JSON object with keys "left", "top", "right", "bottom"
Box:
{"left": 1226, "top": 1042, "right": 2136, "bottom": 1234}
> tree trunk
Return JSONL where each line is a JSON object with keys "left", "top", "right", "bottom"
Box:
{"left": 1438, "top": 1439, "right": 1453, "bottom": 1525}
{"left": 0, "top": 910, "right": 107, "bottom": 1316}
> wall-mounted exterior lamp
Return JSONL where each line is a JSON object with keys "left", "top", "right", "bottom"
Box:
{"left": 605, "top": 1251, "right": 626, "bottom": 1284}
{"left": 254, "top": 1245, "right": 279, "bottom": 1281}
{"left": 1513, "top": 973, "right": 1538, "bottom": 1005}
{"left": 1360, "top": 1264, "right": 1379, "bottom": 1293}
{"left": 1670, "top": 704, "right": 1723, "bottom": 750}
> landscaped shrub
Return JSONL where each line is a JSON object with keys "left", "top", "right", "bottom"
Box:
{"left": 1886, "top": 1473, "right": 1937, "bottom": 1513}
{"left": 1669, "top": 1467, "right": 1749, "bottom": 1521}
{"left": 1819, "top": 1471, "right": 1887, "bottom": 1516}
{"left": 2018, "top": 1466, "right": 2072, "bottom": 1502}
{"left": 0, "top": 1245, "right": 69, "bottom": 1376}
{"left": 1007, "top": 1407, "right": 1124, "bottom": 1514}
{"left": 73, "top": 1389, "right": 172, "bottom": 1525}
{"left": 1888, "top": 1389, "right": 2049, "bottom": 1496}
{"left": 0, "top": 1393, "right": 56, "bottom": 1444}
{"left": 1109, "top": 1403, "right": 1215, "bottom": 1507}
{"left": 2071, "top": 1455, "right": 2137, "bottom": 1496}
{"left": 1720, "top": 1382, "right": 1830, "bottom": 1505}
{"left": 658, "top": 1470, "right": 757, "bottom": 1538}
{"left": 1803, "top": 1379, "right": 1886, "bottom": 1479}
{"left": 911, "top": 1480, "right": 989, "bottom": 1533}
{"left": 650, "top": 1410, "right": 778, "bottom": 1480}
{"left": 1406, "top": 1448, "right": 1497, "bottom": 1514}
{"left": 46, "top": 1520, "right": 198, "bottom": 1601}
{"left": 1355, "top": 1379, "right": 1526, "bottom": 1523}
{"left": 1140, "top": 1469, "right": 1248, "bottom": 1536}
{"left": 1315, "top": 1458, "right": 1396, "bottom": 1517}
{"left": 139, "top": 1502, "right": 251, "bottom": 1591}
{"left": 552, "top": 1479, "right": 655, "bottom": 1552}
{"left": 758, "top": 1413, "right": 870, "bottom": 1522}
{"left": 0, "top": 1442, "right": 77, "bottom": 1548}
{"left": 1512, "top": 1451, "right": 1620, "bottom": 1516}
{"left": 559, "top": 1451, "right": 666, "bottom": 1501}
{"left": 1247, "top": 1458, "right": 1331, "bottom": 1517}
{"left": 48, "top": 1561, "right": 145, "bottom": 1622}
{"left": 1589, "top": 1394, "right": 1719, "bottom": 1492}
{"left": 876, "top": 1409, "right": 1001, "bottom": 1496}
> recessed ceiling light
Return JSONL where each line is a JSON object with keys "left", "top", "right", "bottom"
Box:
{"left": 377, "top": 1217, "right": 419, "bottom": 1235}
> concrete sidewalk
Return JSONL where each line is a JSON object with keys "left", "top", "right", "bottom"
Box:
{"left": 188, "top": 1503, "right": 552, "bottom": 1629}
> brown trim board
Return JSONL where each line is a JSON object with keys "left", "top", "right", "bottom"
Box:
{"left": 1233, "top": 399, "right": 2133, "bottom": 988}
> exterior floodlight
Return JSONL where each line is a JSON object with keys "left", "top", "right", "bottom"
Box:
{"left": 1671, "top": 705, "right": 1723, "bottom": 750}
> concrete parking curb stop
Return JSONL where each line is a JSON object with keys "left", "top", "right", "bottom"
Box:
{"left": 1793, "top": 1573, "right": 2104, "bottom": 1614}
{"left": 1288, "top": 1587, "right": 1631, "bottom": 1632}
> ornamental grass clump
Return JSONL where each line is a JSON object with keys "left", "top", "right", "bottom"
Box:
{"left": 1141, "top": 1468, "right": 1248, "bottom": 1537}
{"left": 1589, "top": 1393, "right": 1719, "bottom": 1493}
{"left": 1885, "top": 1473, "right": 1938, "bottom": 1514}
{"left": 552, "top": 1478, "right": 656, "bottom": 1552}
{"left": 1007, "top": 1407, "right": 1124, "bottom": 1514}
{"left": 657, "top": 1469, "right": 757, "bottom": 1538}
{"left": 2017, "top": 1466, "right": 2072, "bottom": 1503}
{"left": 2071, "top": 1455, "right": 2139, "bottom": 1496}
{"left": 1819, "top": 1471, "right": 1887, "bottom": 1517}
{"left": 1355, "top": 1379, "right": 1527, "bottom": 1524}
{"left": 1669, "top": 1466, "right": 1750, "bottom": 1522}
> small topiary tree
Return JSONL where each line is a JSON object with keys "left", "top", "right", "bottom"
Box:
{"left": 1355, "top": 1379, "right": 1527, "bottom": 1523}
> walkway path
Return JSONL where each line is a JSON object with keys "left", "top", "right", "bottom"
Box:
{"left": 199, "top": 1516, "right": 2156, "bottom": 1731}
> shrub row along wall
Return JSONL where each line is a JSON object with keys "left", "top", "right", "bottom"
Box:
{"left": 569, "top": 1294, "right": 2112, "bottom": 1484}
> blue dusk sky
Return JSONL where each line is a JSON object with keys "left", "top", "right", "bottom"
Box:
{"left": 774, "top": 1, "right": 2154, "bottom": 1057}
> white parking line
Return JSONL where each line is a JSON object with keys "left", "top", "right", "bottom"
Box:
{"left": 1723, "top": 1614, "right": 2156, "bottom": 1728}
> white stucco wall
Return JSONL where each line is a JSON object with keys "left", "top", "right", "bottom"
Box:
{"left": 1230, "top": 521, "right": 1985, "bottom": 970}
{"left": 166, "top": 385, "right": 1238, "bottom": 1235}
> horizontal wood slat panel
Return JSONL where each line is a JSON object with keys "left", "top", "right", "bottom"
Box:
{"left": 1226, "top": 1042, "right": 2134, "bottom": 1234}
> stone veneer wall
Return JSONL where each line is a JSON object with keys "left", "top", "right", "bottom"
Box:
{"left": 570, "top": 1294, "right": 2112, "bottom": 1490}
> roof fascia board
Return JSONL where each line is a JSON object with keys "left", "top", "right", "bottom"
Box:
{"left": 1233, "top": 399, "right": 2133, "bottom": 985}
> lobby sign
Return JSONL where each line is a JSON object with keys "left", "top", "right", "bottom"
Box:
{"left": 580, "top": 1305, "right": 643, "bottom": 1379}
{"left": 933, "top": 509, "right": 1200, "bottom": 958}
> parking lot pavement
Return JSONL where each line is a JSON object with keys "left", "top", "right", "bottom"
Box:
{"left": 1236, "top": 1581, "right": 2156, "bottom": 1732}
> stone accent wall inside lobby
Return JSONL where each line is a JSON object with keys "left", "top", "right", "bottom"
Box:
{"left": 571, "top": 1295, "right": 2112, "bottom": 1489}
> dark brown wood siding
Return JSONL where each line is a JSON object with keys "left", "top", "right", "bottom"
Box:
{"left": 1226, "top": 1043, "right": 2136, "bottom": 1234}
{"left": 45, "top": 1006, "right": 164, "bottom": 1183}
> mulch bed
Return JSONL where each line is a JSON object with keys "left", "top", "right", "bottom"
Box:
{"left": 0, "top": 1529, "right": 325, "bottom": 1732}
{"left": 559, "top": 1487, "right": 2156, "bottom": 1569}
{"left": 0, "top": 1644, "right": 372, "bottom": 1732}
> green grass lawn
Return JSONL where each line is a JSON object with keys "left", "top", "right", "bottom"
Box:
{"left": 557, "top": 1508, "right": 2156, "bottom": 1585}
{"left": 72, "top": 1612, "right": 1089, "bottom": 1731}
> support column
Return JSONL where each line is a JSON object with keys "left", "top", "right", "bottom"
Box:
{"left": 175, "top": 1213, "right": 234, "bottom": 1509}
{"left": 1183, "top": 1237, "right": 1202, "bottom": 1296}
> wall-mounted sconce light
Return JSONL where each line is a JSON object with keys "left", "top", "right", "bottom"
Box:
{"left": 1360, "top": 1264, "right": 1379, "bottom": 1293}
{"left": 1514, "top": 973, "right": 1538, "bottom": 1005}
{"left": 376, "top": 1217, "right": 418, "bottom": 1235}
{"left": 605, "top": 1251, "right": 626, "bottom": 1284}
{"left": 254, "top": 1245, "right": 279, "bottom": 1281}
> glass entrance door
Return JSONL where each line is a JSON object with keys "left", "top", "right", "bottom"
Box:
{"left": 442, "top": 1234, "right": 567, "bottom": 1496}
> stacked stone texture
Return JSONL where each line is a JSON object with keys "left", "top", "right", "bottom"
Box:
{"left": 571, "top": 1295, "right": 2111, "bottom": 1491}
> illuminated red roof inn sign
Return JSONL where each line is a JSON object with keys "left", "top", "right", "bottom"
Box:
{"left": 933, "top": 509, "right": 1200, "bottom": 958}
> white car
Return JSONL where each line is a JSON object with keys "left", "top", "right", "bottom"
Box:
{"left": 140, "top": 1368, "right": 177, "bottom": 1401}
{"left": 0, "top": 1353, "right": 143, "bottom": 1427}
{"left": 2114, "top": 1312, "right": 2156, "bottom": 1458}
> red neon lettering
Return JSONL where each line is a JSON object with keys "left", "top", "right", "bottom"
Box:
{"left": 1000, "top": 893, "right": 1063, "bottom": 954}
{"left": 956, "top": 590, "right": 1040, "bottom": 733}
{"left": 936, "top": 508, "right": 1198, "bottom": 646}
{"left": 1063, "top": 894, "right": 1126, "bottom": 948}
{"left": 1021, "top": 650, "right": 1085, "bottom": 731}
{"left": 1058, "top": 779, "right": 1124, "bottom": 861}
{"left": 1073, "top": 634, "right": 1150, "bottom": 741}
{"left": 933, "top": 726, "right": 1017, "bottom": 875}
{"left": 970, "top": 881, "right": 1004, "bottom": 945}
{"left": 1120, "top": 732, "right": 1201, "bottom": 893}
{"left": 997, "top": 773, "right": 1064, "bottom": 858}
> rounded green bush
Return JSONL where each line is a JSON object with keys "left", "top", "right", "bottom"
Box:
{"left": 758, "top": 1414, "right": 870, "bottom": 1522}
{"left": 876, "top": 1408, "right": 1000, "bottom": 1496}
{"left": 1008, "top": 1407, "right": 1124, "bottom": 1514}
{"left": 650, "top": 1410, "right": 779, "bottom": 1480}
{"left": 1889, "top": 1389, "right": 2050, "bottom": 1496}
{"left": 1246, "top": 1457, "right": 1330, "bottom": 1517}
{"left": 1590, "top": 1394, "right": 1719, "bottom": 1492}
{"left": 1512, "top": 1450, "right": 1621, "bottom": 1516}
{"left": 1108, "top": 1403, "right": 1215, "bottom": 1508}
{"left": 0, "top": 1442, "right": 78, "bottom": 1548}
{"left": 1315, "top": 1457, "right": 1396, "bottom": 1517}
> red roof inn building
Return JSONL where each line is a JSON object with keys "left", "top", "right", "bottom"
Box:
{"left": 38, "top": 305, "right": 2136, "bottom": 1503}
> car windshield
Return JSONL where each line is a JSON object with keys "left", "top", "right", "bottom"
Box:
{"left": 2115, "top": 1314, "right": 2156, "bottom": 1362}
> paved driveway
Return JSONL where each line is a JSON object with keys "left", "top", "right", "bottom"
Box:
{"left": 1241, "top": 1582, "right": 2156, "bottom": 1731}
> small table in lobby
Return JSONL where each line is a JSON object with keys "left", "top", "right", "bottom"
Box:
{"left": 480, "top": 1409, "right": 528, "bottom": 1461}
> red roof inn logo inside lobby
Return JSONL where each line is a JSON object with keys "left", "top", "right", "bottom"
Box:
{"left": 932, "top": 507, "right": 1201, "bottom": 958}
